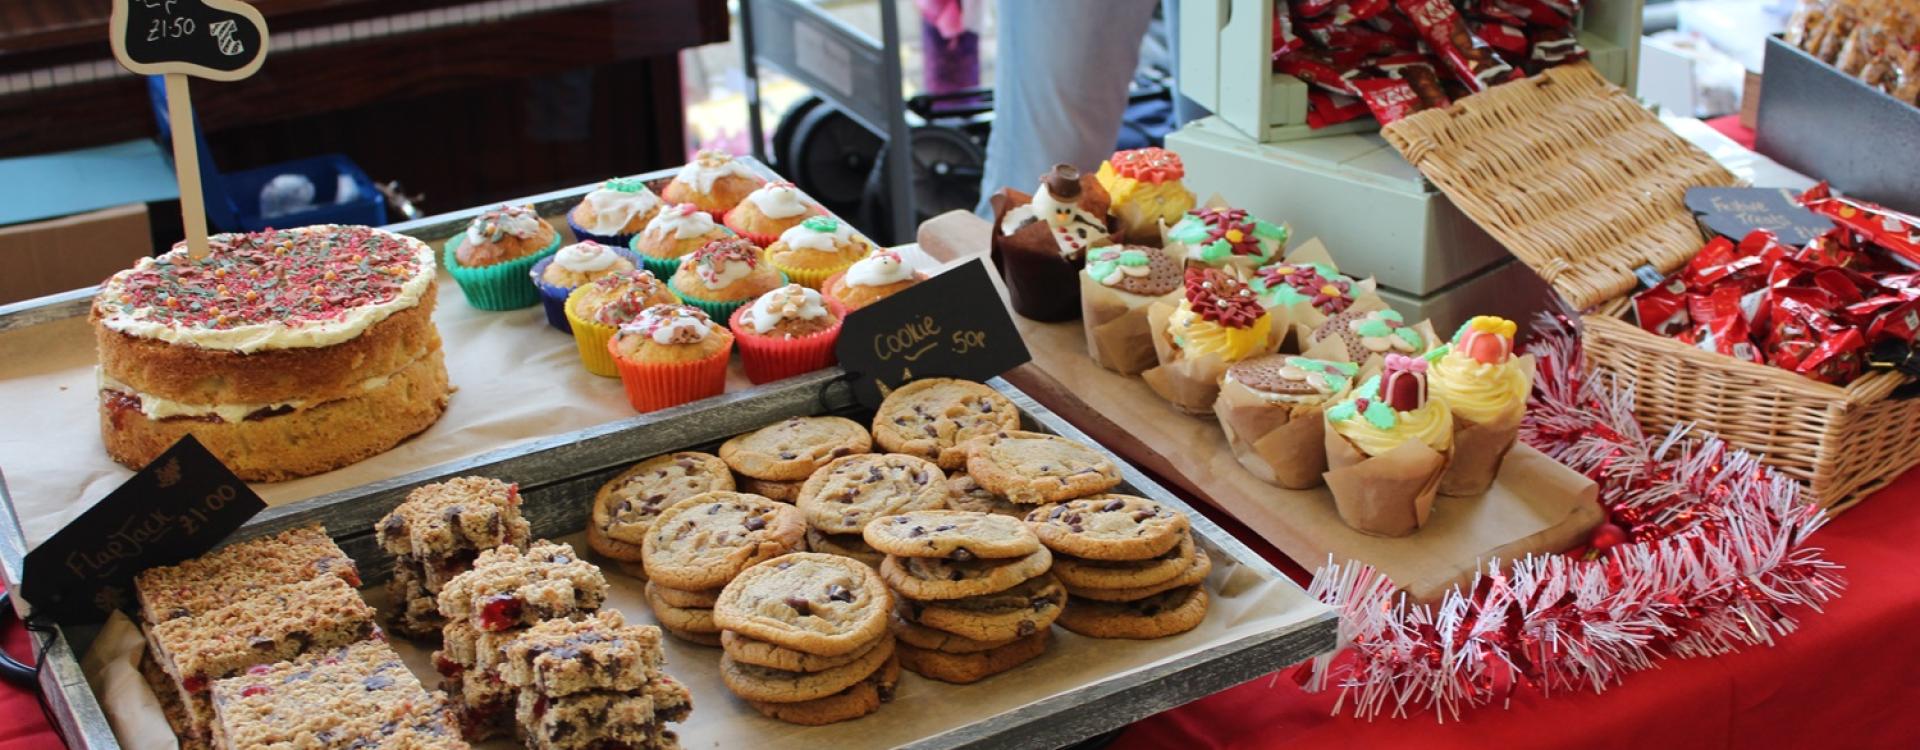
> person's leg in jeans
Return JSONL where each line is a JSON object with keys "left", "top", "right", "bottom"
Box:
{"left": 976, "top": 0, "right": 1161, "bottom": 215}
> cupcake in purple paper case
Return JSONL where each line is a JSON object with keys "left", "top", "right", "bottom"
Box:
{"left": 723, "top": 181, "right": 824, "bottom": 248}
{"left": 563, "top": 269, "right": 682, "bottom": 376}
{"left": 530, "top": 241, "right": 644, "bottom": 332}
{"left": 566, "top": 176, "right": 662, "bottom": 246}
{"left": 1322, "top": 354, "right": 1454, "bottom": 537}
{"left": 728, "top": 283, "right": 846, "bottom": 384}
{"left": 667, "top": 236, "right": 787, "bottom": 321}
{"left": 630, "top": 202, "right": 734, "bottom": 279}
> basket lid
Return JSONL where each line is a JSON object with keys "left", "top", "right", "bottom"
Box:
{"left": 1380, "top": 64, "right": 1741, "bottom": 311}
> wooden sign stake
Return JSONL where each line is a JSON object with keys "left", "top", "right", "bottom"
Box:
{"left": 162, "top": 74, "right": 211, "bottom": 259}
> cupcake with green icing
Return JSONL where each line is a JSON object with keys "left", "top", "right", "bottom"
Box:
{"left": 1322, "top": 354, "right": 1454, "bottom": 537}
{"left": 1307, "top": 306, "right": 1436, "bottom": 368}
{"left": 1080, "top": 244, "right": 1183, "bottom": 374}
{"left": 1213, "top": 354, "right": 1360, "bottom": 489}
{"left": 1166, "top": 207, "right": 1288, "bottom": 275}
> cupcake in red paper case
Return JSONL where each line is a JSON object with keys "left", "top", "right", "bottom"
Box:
{"left": 567, "top": 176, "right": 662, "bottom": 247}
{"left": 667, "top": 236, "right": 786, "bottom": 321}
{"left": 763, "top": 215, "right": 875, "bottom": 289}
{"left": 631, "top": 203, "right": 735, "bottom": 279}
{"left": 1427, "top": 316, "right": 1534, "bottom": 497}
{"left": 1213, "top": 355, "right": 1361, "bottom": 489}
{"left": 723, "top": 181, "right": 824, "bottom": 247}
{"left": 530, "top": 240, "right": 643, "bottom": 332}
{"left": 1095, "top": 147, "right": 1195, "bottom": 246}
{"left": 1142, "top": 268, "right": 1281, "bottom": 414}
{"left": 1167, "top": 207, "right": 1288, "bottom": 275}
{"left": 822, "top": 250, "right": 925, "bottom": 311}
{"left": 1080, "top": 244, "right": 1183, "bottom": 374}
{"left": 1322, "top": 354, "right": 1454, "bottom": 537}
{"left": 1308, "top": 305, "right": 1438, "bottom": 369}
{"left": 989, "top": 163, "right": 1112, "bottom": 322}
{"left": 608, "top": 304, "right": 734, "bottom": 413}
{"left": 444, "top": 204, "right": 562, "bottom": 310}
{"left": 564, "top": 269, "right": 682, "bottom": 377}
{"left": 728, "top": 283, "right": 846, "bottom": 384}
{"left": 661, "top": 149, "right": 764, "bottom": 217}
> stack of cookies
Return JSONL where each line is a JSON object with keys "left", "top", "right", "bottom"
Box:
{"left": 713, "top": 553, "right": 900, "bottom": 725}
{"left": 586, "top": 450, "right": 736, "bottom": 579}
{"left": 869, "top": 510, "right": 1064, "bottom": 683}
{"left": 638, "top": 491, "right": 806, "bottom": 645}
{"left": 719, "top": 416, "right": 872, "bottom": 502}
{"left": 376, "top": 476, "right": 532, "bottom": 639}
{"left": 795, "top": 452, "right": 950, "bottom": 567}
{"left": 869, "top": 378, "right": 1022, "bottom": 471}
{"left": 1028, "top": 495, "right": 1213, "bottom": 640}
{"left": 433, "top": 540, "right": 609, "bottom": 740}
{"left": 499, "top": 610, "right": 692, "bottom": 750}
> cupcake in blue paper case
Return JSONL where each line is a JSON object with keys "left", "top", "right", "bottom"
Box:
{"left": 668, "top": 236, "right": 787, "bottom": 321}
{"left": 529, "top": 240, "right": 646, "bottom": 332}
{"left": 567, "top": 176, "right": 663, "bottom": 246}
{"left": 630, "top": 203, "right": 735, "bottom": 279}
{"left": 444, "top": 204, "right": 562, "bottom": 310}
{"left": 1166, "top": 207, "right": 1289, "bottom": 275}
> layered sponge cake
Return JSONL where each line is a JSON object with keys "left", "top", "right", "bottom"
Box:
{"left": 91, "top": 225, "right": 452, "bottom": 481}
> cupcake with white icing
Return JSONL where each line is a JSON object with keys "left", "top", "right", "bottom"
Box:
{"left": 666, "top": 236, "right": 787, "bottom": 320}
{"left": 727, "top": 283, "right": 846, "bottom": 384}
{"left": 567, "top": 176, "right": 662, "bottom": 246}
{"left": 630, "top": 203, "right": 735, "bottom": 278}
{"left": 722, "top": 181, "right": 823, "bottom": 247}
{"left": 762, "top": 215, "right": 875, "bottom": 289}
{"left": 444, "top": 204, "right": 562, "bottom": 310}
{"left": 822, "top": 250, "right": 926, "bottom": 311}
{"left": 530, "top": 240, "right": 646, "bottom": 332}
{"left": 660, "top": 150, "right": 764, "bottom": 217}
{"left": 609, "top": 304, "right": 735, "bottom": 412}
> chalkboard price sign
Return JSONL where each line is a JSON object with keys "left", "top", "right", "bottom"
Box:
{"left": 835, "top": 258, "right": 1033, "bottom": 408}
{"left": 110, "top": 0, "right": 269, "bottom": 80}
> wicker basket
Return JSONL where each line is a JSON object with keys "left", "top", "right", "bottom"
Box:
{"left": 1381, "top": 63, "right": 1920, "bottom": 512}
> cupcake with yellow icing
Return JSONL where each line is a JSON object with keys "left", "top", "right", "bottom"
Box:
{"left": 1166, "top": 207, "right": 1288, "bottom": 275}
{"left": 661, "top": 150, "right": 764, "bottom": 218}
{"left": 563, "top": 269, "right": 682, "bottom": 376}
{"left": 1095, "top": 147, "right": 1195, "bottom": 246}
{"left": 530, "top": 240, "right": 643, "bottom": 332}
{"left": 722, "top": 181, "right": 823, "bottom": 247}
{"left": 567, "top": 176, "right": 662, "bottom": 246}
{"left": 763, "top": 215, "right": 874, "bottom": 289}
{"left": 1213, "top": 355, "right": 1360, "bottom": 489}
{"left": 822, "top": 250, "right": 925, "bottom": 310}
{"left": 1427, "top": 316, "right": 1534, "bottom": 496}
{"left": 1142, "top": 268, "right": 1280, "bottom": 414}
{"left": 630, "top": 203, "right": 735, "bottom": 279}
{"left": 667, "top": 236, "right": 786, "bottom": 320}
{"left": 1322, "top": 355, "right": 1454, "bottom": 537}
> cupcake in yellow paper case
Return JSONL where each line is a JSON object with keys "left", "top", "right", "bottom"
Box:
{"left": 1427, "top": 316, "right": 1534, "bottom": 496}
{"left": 1095, "top": 147, "right": 1195, "bottom": 245}
{"left": 1166, "top": 207, "right": 1288, "bottom": 275}
{"left": 564, "top": 269, "right": 682, "bottom": 376}
{"left": 1142, "top": 268, "right": 1279, "bottom": 414}
{"left": 763, "top": 215, "right": 874, "bottom": 289}
{"left": 1322, "top": 354, "right": 1454, "bottom": 537}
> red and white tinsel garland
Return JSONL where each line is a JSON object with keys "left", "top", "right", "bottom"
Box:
{"left": 1298, "top": 315, "right": 1847, "bottom": 720}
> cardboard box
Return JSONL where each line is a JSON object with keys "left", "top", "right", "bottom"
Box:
{"left": 0, "top": 204, "right": 151, "bottom": 305}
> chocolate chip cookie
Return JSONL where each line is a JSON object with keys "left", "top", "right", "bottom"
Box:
{"left": 1050, "top": 532, "right": 1195, "bottom": 590}
{"left": 1024, "top": 495, "right": 1188, "bottom": 561}
{"left": 871, "top": 378, "right": 1020, "bottom": 470}
{"left": 1063, "top": 547, "right": 1210, "bottom": 602}
{"left": 645, "top": 581, "right": 720, "bottom": 609}
{"left": 720, "top": 417, "right": 872, "bottom": 481}
{"left": 862, "top": 510, "right": 1040, "bottom": 560}
{"left": 1056, "top": 585, "right": 1209, "bottom": 639}
{"left": 719, "top": 634, "right": 896, "bottom": 703}
{"left": 804, "top": 528, "right": 885, "bottom": 569}
{"left": 588, "top": 452, "right": 735, "bottom": 563}
{"left": 744, "top": 655, "right": 899, "bottom": 726}
{"left": 878, "top": 546, "right": 1052, "bottom": 601}
{"left": 643, "top": 581, "right": 720, "bottom": 638}
{"left": 721, "top": 630, "right": 884, "bottom": 673}
{"left": 712, "top": 553, "right": 893, "bottom": 656}
{"left": 895, "top": 629, "right": 1049, "bottom": 684}
{"left": 796, "top": 453, "right": 950, "bottom": 535}
{"left": 965, "top": 431, "right": 1121, "bottom": 504}
{"left": 739, "top": 476, "right": 804, "bottom": 503}
{"left": 901, "top": 573, "right": 1066, "bottom": 642}
{"left": 640, "top": 492, "right": 806, "bottom": 591}
{"left": 945, "top": 474, "right": 1029, "bottom": 518}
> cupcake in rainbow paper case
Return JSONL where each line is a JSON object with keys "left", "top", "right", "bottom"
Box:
{"left": 728, "top": 283, "right": 846, "bottom": 384}
{"left": 661, "top": 149, "right": 764, "bottom": 218}
{"left": 530, "top": 240, "right": 644, "bottom": 332}
{"left": 567, "top": 176, "right": 662, "bottom": 246}
{"left": 667, "top": 236, "right": 786, "bottom": 320}
{"left": 1427, "top": 316, "right": 1534, "bottom": 497}
{"left": 1322, "top": 354, "right": 1454, "bottom": 537}
{"left": 1213, "top": 355, "right": 1360, "bottom": 489}
{"left": 1080, "top": 244, "right": 1183, "bottom": 375}
{"left": 444, "top": 204, "right": 562, "bottom": 310}
{"left": 762, "top": 215, "right": 875, "bottom": 289}
{"left": 1142, "top": 268, "right": 1281, "bottom": 415}
{"left": 630, "top": 203, "right": 735, "bottom": 279}
{"left": 563, "top": 269, "right": 682, "bottom": 376}
{"left": 1095, "top": 147, "right": 1195, "bottom": 246}
{"left": 822, "top": 250, "right": 925, "bottom": 311}
{"left": 1166, "top": 207, "right": 1288, "bottom": 276}
{"left": 608, "top": 304, "right": 734, "bottom": 413}
{"left": 722, "top": 181, "right": 824, "bottom": 247}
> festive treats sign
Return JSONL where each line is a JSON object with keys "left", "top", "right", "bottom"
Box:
{"left": 836, "top": 259, "right": 1031, "bottom": 407}
{"left": 1685, "top": 187, "right": 1834, "bottom": 246}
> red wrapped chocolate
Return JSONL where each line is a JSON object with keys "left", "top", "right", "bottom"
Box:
{"left": 1395, "top": 0, "right": 1520, "bottom": 92}
{"left": 1307, "top": 90, "right": 1372, "bottom": 128}
{"left": 1352, "top": 77, "right": 1426, "bottom": 124}
{"left": 1800, "top": 183, "right": 1920, "bottom": 269}
{"left": 1276, "top": 47, "right": 1367, "bottom": 95}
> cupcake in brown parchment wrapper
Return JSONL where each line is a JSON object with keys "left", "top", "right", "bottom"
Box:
{"left": 1242, "top": 238, "right": 1384, "bottom": 353}
{"left": 1320, "top": 355, "right": 1454, "bottom": 537}
{"left": 1427, "top": 316, "right": 1535, "bottom": 497}
{"left": 1142, "top": 269, "right": 1282, "bottom": 415}
{"left": 988, "top": 164, "right": 1112, "bottom": 322}
{"left": 1306, "top": 302, "right": 1440, "bottom": 371}
{"left": 1081, "top": 244, "right": 1184, "bottom": 374}
{"left": 1212, "top": 345, "right": 1361, "bottom": 489}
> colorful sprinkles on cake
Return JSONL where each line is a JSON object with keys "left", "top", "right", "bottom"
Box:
{"left": 589, "top": 272, "right": 673, "bottom": 326}
{"left": 1184, "top": 268, "right": 1264, "bottom": 329}
{"left": 1169, "top": 208, "right": 1288, "bottom": 265}
{"left": 690, "top": 236, "right": 761, "bottom": 286}
{"left": 105, "top": 226, "right": 424, "bottom": 331}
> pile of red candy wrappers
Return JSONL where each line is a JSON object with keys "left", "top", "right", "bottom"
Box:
{"left": 1272, "top": 0, "right": 1589, "bottom": 128}
{"left": 1633, "top": 184, "right": 1920, "bottom": 386}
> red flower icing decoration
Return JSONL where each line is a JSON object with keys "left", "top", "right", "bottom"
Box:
{"left": 1184, "top": 268, "right": 1263, "bottom": 329}
{"left": 1190, "top": 208, "right": 1262, "bottom": 258}
{"left": 1109, "top": 147, "right": 1185, "bottom": 182}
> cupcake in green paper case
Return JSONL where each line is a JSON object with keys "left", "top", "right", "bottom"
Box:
{"left": 1167, "top": 207, "right": 1289, "bottom": 275}
{"left": 667, "top": 235, "right": 786, "bottom": 320}
{"left": 630, "top": 202, "right": 736, "bottom": 279}
{"left": 444, "top": 204, "right": 562, "bottom": 310}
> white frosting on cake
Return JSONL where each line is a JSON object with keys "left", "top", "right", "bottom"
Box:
{"left": 744, "top": 284, "right": 829, "bottom": 334}
{"left": 625, "top": 305, "right": 713, "bottom": 345}
{"left": 647, "top": 204, "right": 721, "bottom": 240}
{"left": 581, "top": 183, "right": 660, "bottom": 234}
{"left": 466, "top": 204, "right": 545, "bottom": 245}
{"left": 675, "top": 150, "right": 757, "bottom": 194}
{"left": 554, "top": 241, "right": 623, "bottom": 273}
{"left": 844, "top": 251, "right": 913, "bottom": 287}
{"left": 777, "top": 217, "right": 860, "bottom": 252}
{"left": 98, "top": 363, "right": 404, "bottom": 423}
{"left": 746, "top": 183, "right": 810, "bottom": 219}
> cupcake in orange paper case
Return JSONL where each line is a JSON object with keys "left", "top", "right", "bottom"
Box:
{"left": 563, "top": 269, "right": 682, "bottom": 376}
{"left": 530, "top": 240, "right": 644, "bottom": 332}
{"left": 667, "top": 236, "right": 787, "bottom": 321}
{"left": 1142, "top": 268, "right": 1281, "bottom": 414}
{"left": 1427, "top": 316, "right": 1535, "bottom": 497}
{"left": 723, "top": 181, "right": 824, "bottom": 247}
{"left": 661, "top": 149, "right": 764, "bottom": 217}
{"left": 630, "top": 202, "right": 736, "bottom": 279}
{"left": 728, "top": 283, "right": 846, "bottom": 384}
{"left": 1080, "top": 244, "right": 1183, "bottom": 375}
{"left": 444, "top": 204, "right": 562, "bottom": 310}
{"left": 1095, "top": 147, "right": 1195, "bottom": 245}
{"left": 1166, "top": 207, "right": 1287, "bottom": 275}
{"left": 567, "top": 176, "right": 662, "bottom": 246}
{"left": 822, "top": 250, "right": 925, "bottom": 311}
{"left": 989, "top": 163, "right": 1113, "bottom": 322}
{"left": 763, "top": 215, "right": 874, "bottom": 289}
{"left": 1322, "top": 354, "right": 1454, "bottom": 537}
{"left": 1213, "top": 355, "right": 1360, "bottom": 489}
{"left": 608, "top": 304, "right": 735, "bottom": 413}
{"left": 1308, "top": 305, "right": 1438, "bottom": 369}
